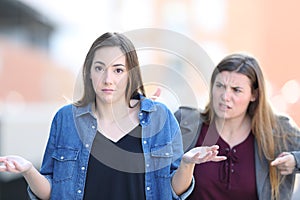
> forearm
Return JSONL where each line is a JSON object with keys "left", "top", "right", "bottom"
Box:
{"left": 171, "top": 160, "right": 195, "bottom": 195}
{"left": 23, "top": 167, "right": 51, "bottom": 200}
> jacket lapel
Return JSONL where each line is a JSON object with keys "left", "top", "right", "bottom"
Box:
{"left": 255, "top": 140, "right": 270, "bottom": 199}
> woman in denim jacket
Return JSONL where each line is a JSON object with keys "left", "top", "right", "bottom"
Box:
{"left": 0, "top": 32, "right": 226, "bottom": 200}
{"left": 175, "top": 53, "right": 300, "bottom": 200}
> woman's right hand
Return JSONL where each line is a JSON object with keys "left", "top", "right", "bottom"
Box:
{"left": 0, "top": 155, "right": 33, "bottom": 175}
{"left": 182, "top": 145, "right": 227, "bottom": 164}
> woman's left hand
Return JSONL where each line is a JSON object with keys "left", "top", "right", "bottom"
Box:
{"left": 271, "top": 152, "right": 296, "bottom": 175}
{"left": 182, "top": 145, "right": 227, "bottom": 164}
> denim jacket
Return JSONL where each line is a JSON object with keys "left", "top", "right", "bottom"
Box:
{"left": 175, "top": 106, "right": 300, "bottom": 200}
{"left": 28, "top": 97, "right": 194, "bottom": 200}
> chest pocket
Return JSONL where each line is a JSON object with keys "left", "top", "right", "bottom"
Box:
{"left": 52, "top": 148, "right": 79, "bottom": 182}
{"left": 150, "top": 143, "right": 174, "bottom": 178}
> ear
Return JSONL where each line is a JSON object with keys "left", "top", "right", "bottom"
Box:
{"left": 251, "top": 89, "right": 258, "bottom": 102}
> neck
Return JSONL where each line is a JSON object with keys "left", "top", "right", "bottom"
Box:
{"left": 94, "top": 100, "right": 129, "bottom": 122}
{"left": 214, "top": 115, "right": 252, "bottom": 148}
{"left": 215, "top": 115, "right": 252, "bottom": 137}
{"left": 93, "top": 99, "right": 140, "bottom": 142}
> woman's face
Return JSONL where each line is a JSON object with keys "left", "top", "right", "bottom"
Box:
{"left": 212, "top": 71, "right": 256, "bottom": 121}
{"left": 90, "top": 46, "right": 128, "bottom": 105}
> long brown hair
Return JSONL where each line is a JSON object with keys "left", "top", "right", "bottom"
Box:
{"left": 74, "top": 32, "right": 145, "bottom": 107}
{"left": 202, "top": 53, "right": 284, "bottom": 199}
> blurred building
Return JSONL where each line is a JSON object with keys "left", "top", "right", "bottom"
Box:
{"left": 0, "top": 0, "right": 54, "bottom": 49}
{"left": 152, "top": 0, "right": 300, "bottom": 198}
{"left": 0, "top": 0, "right": 75, "bottom": 199}
{"left": 1, "top": 0, "right": 299, "bottom": 199}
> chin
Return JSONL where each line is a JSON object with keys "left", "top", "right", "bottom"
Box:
{"left": 215, "top": 112, "right": 230, "bottom": 120}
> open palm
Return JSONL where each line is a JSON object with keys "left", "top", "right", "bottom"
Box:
{"left": 0, "top": 155, "right": 32, "bottom": 174}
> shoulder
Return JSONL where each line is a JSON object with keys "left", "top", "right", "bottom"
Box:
{"left": 174, "top": 106, "right": 202, "bottom": 118}
{"left": 277, "top": 115, "right": 296, "bottom": 126}
{"left": 178, "top": 106, "right": 199, "bottom": 111}
{"left": 276, "top": 115, "right": 300, "bottom": 134}
{"left": 140, "top": 97, "right": 170, "bottom": 112}
{"left": 55, "top": 104, "right": 74, "bottom": 115}
{"left": 50, "top": 104, "right": 77, "bottom": 122}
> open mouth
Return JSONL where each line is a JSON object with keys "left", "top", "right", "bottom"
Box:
{"left": 219, "top": 103, "right": 232, "bottom": 110}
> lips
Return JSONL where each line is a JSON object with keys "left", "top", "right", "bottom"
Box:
{"left": 219, "top": 103, "right": 232, "bottom": 111}
{"left": 101, "top": 88, "right": 115, "bottom": 94}
{"left": 102, "top": 88, "right": 114, "bottom": 92}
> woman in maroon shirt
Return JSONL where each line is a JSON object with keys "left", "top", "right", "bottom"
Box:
{"left": 175, "top": 53, "right": 300, "bottom": 200}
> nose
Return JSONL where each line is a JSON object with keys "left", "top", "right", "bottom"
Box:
{"left": 103, "top": 69, "right": 113, "bottom": 85}
{"left": 221, "top": 89, "right": 231, "bottom": 102}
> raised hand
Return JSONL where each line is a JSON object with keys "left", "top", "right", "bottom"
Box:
{"left": 182, "top": 145, "right": 227, "bottom": 164}
{"left": 150, "top": 87, "right": 161, "bottom": 100}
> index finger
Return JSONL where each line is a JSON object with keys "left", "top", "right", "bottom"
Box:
{"left": 271, "top": 156, "right": 289, "bottom": 166}
{"left": 0, "top": 157, "right": 8, "bottom": 162}
{"left": 206, "top": 145, "right": 220, "bottom": 151}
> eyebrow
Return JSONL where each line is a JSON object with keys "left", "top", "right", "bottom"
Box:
{"left": 113, "top": 64, "right": 126, "bottom": 67}
{"left": 216, "top": 81, "right": 243, "bottom": 89}
{"left": 94, "top": 61, "right": 105, "bottom": 65}
{"left": 94, "top": 61, "right": 125, "bottom": 67}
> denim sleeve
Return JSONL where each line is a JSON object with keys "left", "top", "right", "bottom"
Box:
{"left": 26, "top": 111, "right": 60, "bottom": 199}
{"left": 27, "top": 175, "right": 52, "bottom": 199}
{"left": 169, "top": 109, "right": 195, "bottom": 200}
{"left": 39, "top": 111, "right": 61, "bottom": 177}
{"left": 27, "top": 187, "right": 39, "bottom": 200}
{"left": 170, "top": 175, "right": 195, "bottom": 200}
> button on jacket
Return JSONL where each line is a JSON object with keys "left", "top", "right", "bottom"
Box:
{"left": 28, "top": 97, "right": 194, "bottom": 200}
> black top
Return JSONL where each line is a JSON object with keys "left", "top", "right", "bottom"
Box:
{"left": 83, "top": 125, "right": 146, "bottom": 200}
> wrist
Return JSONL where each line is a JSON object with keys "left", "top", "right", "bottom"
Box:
{"left": 21, "top": 164, "right": 34, "bottom": 176}
{"left": 180, "top": 159, "right": 195, "bottom": 169}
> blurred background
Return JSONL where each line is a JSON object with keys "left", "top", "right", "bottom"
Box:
{"left": 0, "top": 0, "right": 300, "bottom": 199}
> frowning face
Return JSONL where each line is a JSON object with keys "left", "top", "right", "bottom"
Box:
{"left": 212, "top": 71, "right": 256, "bottom": 121}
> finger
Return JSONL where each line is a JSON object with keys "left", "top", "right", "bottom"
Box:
{"left": 271, "top": 156, "right": 288, "bottom": 166}
{"left": 153, "top": 88, "right": 161, "bottom": 97}
{"left": 279, "top": 168, "right": 293, "bottom": 175}
{"left": 197, "top": 151, "right": 211, "bottom": 159}
{"left": 271, "top": 152, "right": 294, "bottom": 166}
{"left": 150, "top": 88, "right": 161, "bottom": 100}
{"left": 10, "top": 160, "right": 23, "bottom": 171}
{"left": 212, "top": 156, "right": 227, "bottom": 162}
{"left": 0, "top": 162, "right": 7, "bottom": 171}
{"left": 205, "top": 145, "right": 220, "bottom": 152}
{"left": 277, "top": 152, "right": 289, "bottom": 158}
{"left": 4, "top": 161, "right": 16, "bottom": 171}
{"left": 195, "top": 151, "right": 212, "bottom": 164}
{"left": 0, "top": 158, "right": 8, "bottom": 163}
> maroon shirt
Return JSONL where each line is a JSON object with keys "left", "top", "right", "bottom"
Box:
{"left": 188, "top": 123, "right": 258, "bottom": 200}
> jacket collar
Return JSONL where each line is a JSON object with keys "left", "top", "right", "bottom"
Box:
{"left": 73, "top": 103, "right": 94, "bottom": 117}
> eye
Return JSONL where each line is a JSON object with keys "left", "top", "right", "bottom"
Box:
{"left": 233, "top": 87, "right": 242, "bottom": 93}
{"left": 95, "top": 66, "right": 104, "bottom": 72}
{"left": 114, "top": 68, "right": 125, "bottom": 74}
{"left": 215, "top": 83, "right": 224, "bottom": 88}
